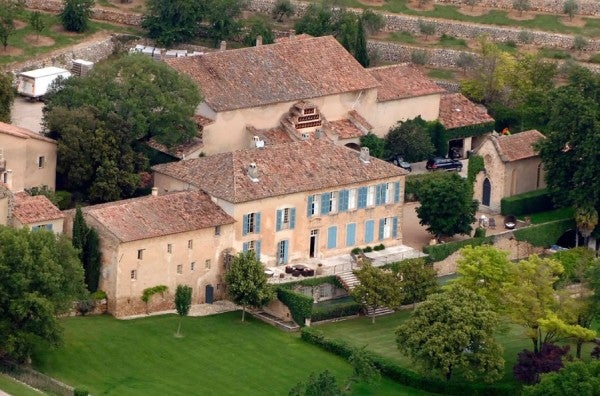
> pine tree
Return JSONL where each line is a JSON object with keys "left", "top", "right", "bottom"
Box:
{"left": 354, "top": 18, "right": 369, "bottom": 68}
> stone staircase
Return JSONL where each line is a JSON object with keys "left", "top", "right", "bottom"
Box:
{"left": 250, "top": 310, "right": 300, "bottom": 332}
{"left": 336, "top": 270, "right": 395, "bottom": 318}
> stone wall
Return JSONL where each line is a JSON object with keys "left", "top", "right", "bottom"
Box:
{"left": 435, "top": 0, "right": 600, "bottom": 17}
{"left": 24, "top": 0, "right": 142, "bottom": 26}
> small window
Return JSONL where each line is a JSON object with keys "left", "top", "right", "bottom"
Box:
{"left": 215, "top": 225, "right": 221, "bottom": 236}
{"left": 130, "top": 270, "right": 137, "bottom": 280}
{"left": 167, "top": 244, "right": 172, "bottom": 253}
{"left": 367, "top": 186, "right": 375, "bottom": 207}
{"left": 191, "top": 261, "right": 195, "bottom": 271}
{"left": 37, "top": 156, "right": 45, "bottom": 168}
{"left": 137, "top": 249, "right": 144, "bottom": 260}
{"left": 188, "top": 239, "right": 193, "bottom": 249}
{"left": 1, "top": 172, "right": 6, "bottom": 184}
{"left": 348, "top": 189, "right": 357, "bottom": 210}
{"left": 177, "top": 264, "right": 182, "bottom": 274}
{"left": 205, "top": 259, "right": 211, "bottom": 269}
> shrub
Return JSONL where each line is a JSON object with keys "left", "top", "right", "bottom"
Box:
{"left": 141, "top": 285, "right": 168, "bottom": 303}
{"left": 373, "top": 244, "right": 385, "bottom": 251}
{"left": 277, "top": 287, "right": 313, "bottom": 325}
{"left": 311, "top": 300, "right": 361, "bottom": 322}
{"left": 518, "top": 30, "right": 534, "bottom": 44}
{"left": 75, "top": 299, "right": 95, "bottom": 316}
{"left": 351, "top": 247, "right": 362, "bottom": 255}
{"left": 589, "top": 53, "right": 600, "bottom": 64}
{"left": 422, "top": 236, "right": 492, "bottom": 262}
{"left": 74, "top": 389, "right": 89, "bottom": 396}
{"left": 411, "top": 49, "right": 429, "bottom": 66}
{"left": 473, "top": 227, "right": 486, "bottom": 238}
{"left": 501, "top": 189, "right": 554, "bottom": 216}
{"left": 91, "top": 290, "right": 107, "bottom": 300}
{"left": 55, "top": 190, "right": 73, "bottom": 209}
{"left": 514, "top": 344, "right": 570, "bottom": 384}
{"left": 514, "top": 218, "right": 575, "bottom": 248}
{"left": 363, "top": 246, "right": 373, "bottom": 253}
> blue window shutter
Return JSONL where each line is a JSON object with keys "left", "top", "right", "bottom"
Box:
{"left": 47, "top": 224, "right": 53, "bottom": 231}
{"left": 346, "top": 223, "right": 356, "bottom": 247}
{"left": 256, "top": 240, "right": 261, "bottom": 260}
{"left": 242, "top": 214, "right": 248, "bottom": 235}
{"left": 375, "top": 184, "right": 382, "bottom": 206}
{"left": 339, "top": 190, "right": 348, "bottom": 212}
{"left": 392, "top": 216, "right": 398, "bottom": 238}
{"left": 394, "top": 181, "right": 401, "bottom": 203}
{"left": 276, "top": 209, "right": 282, "bottom": 232}
{"left": 379, "top": 219, "right": 385, "bottom": 240}
{"left": 307, "top": 195, "right": 313, "bottom": 217}
{"left": 358, "top": 187, "right": 367, "bottom": 209}
{"left": 255, "top": 212, "right": 261, "bottom": 233}
{"left": 321, "top": 193, "right": 330, "bottom": 215}
{"left": 290, "top": 208, "right": 296, "bottom": 230}
{"left": 381, "top": 183, "right": 387, "bottom": 204}
{"left": 365, "top": 220, "right": 374, "bottom": 243}
{"left": 242, "top": 242, "right": 248, "bottom": 252}
{"left": 283, "top": 240, "right": 289, "bottom": 264}
{"left": 327, "top": 226, "right": 337, "bottom": 249}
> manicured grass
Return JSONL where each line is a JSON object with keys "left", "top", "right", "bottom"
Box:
{"left": 315, "top": 310, "right": 597, "bottom": 388}
{"left": 33, "top": 312, "right": 427, "bottom": 395}
{"left": 520, "top": 207, "right": 575, "bottom": 224}
{"left": 1, "top": 11, "right": 142, "bottom": 66}
{"left": 0, "top": 374, "right": 45, "bottom": 396}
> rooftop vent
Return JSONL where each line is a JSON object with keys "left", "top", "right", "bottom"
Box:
{"left": 220, "top": 41, "right": 227, "bottom": 51}
{"left": 151, "top": 187, "right": 158, "bottom": 196}
{"left": 251, "top": 135, "right": 265, "bottom": 148}
{"left": 300, "top": 132, "right": 310, "bottom": 141}
{"left": 256, "top": 35, "right": 263, "bottom": 46}
{"left": 314, "top": 128, "right": 324, "bottom": 139}
{"left": 248, "top": 162, "right": 259, "bottom": 182}
{"left": 360, "top": 147, "right": 370, "bottom": 164}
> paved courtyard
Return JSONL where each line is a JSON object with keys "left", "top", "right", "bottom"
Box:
{"left": 10, "top": 96, "right": 45, "bottom": 133}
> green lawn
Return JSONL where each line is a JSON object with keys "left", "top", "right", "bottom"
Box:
{"left": 1, "top": 11, "right": 142, "bottom": 66}
{"left": 32, "top": 312, "right": 429, "bottom": 395}
{"left": 315, "top": 311, "right": 597, "bottom": 388}
{"left": 0, "top": 374, "right": 45, "bottom": 396}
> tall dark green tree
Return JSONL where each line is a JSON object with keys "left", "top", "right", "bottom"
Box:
{"left": 0, "top": 72, "right": 14, "bottom": 122}
{"left": 60, "top": 0, "right": 94, "bottom": 33}
{"left": 174, "top": 284, "right": 192, "bottom": 337}
{"left": 386, "top": 116, "right": 435, "bottom": 162}
{"left": 416, "top": 172, "right": 478, "bottom": 239}
{"left": 83, "top": 228, "right": 101, "bottom": 292}
{"left": 205, "top": 0, "right": 245, "bottom": 47}
{"left": 142, "top": 0, "right": 205, "bottom": 47}
{"left": 354, "top": 18, "right": 369, "bottom": 67}
{"left": 242, "top": 15, "right": 275, "bottom": 47}
{"left": 0, "top": 226, "right": 86, "bottom": 362}
{"left": 72, "top": 206, "right": 88, "bottom": 259}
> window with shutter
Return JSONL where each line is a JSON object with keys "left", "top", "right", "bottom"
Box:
{"left": 321, "top": 193, "right": 331, "bottom": 215}
{"left": 346, "top": 223, "right": 356, "bottom": 246}
{"left": 365, "top": 220, "right": 375, "bottom": 243}
{"left": 327, "top": 226, "right": 337, "bottom": 249}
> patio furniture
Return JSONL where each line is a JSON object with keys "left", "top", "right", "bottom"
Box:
{"left": 488, "top": 218, "right": 496, "bottom": 229}
{"left": 504, "top": 215, "right": 517, "bottom": 230}
{"left": 285, "top": 266, "right": 293, "bottom": 274}
{"left": 292, "top": 270, "right": 301, "bottom": 277}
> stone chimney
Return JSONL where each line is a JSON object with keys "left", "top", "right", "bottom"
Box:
{"left": 247, "top": 163, "right": 259, "bottom": 182}
{"left": 289, "top": 30, "right": 296, "bottom": 39}
{"left": 220, "top": 41, "right": 227, "bottom": 51}
{"left": 360, "top": 147, "right": 370, "bottom": 164}
{"left": 314, "top": 128, "right": 324, "bottom": 139}
{"left": 256, "top": 35, "right": 263, "bottom": 46}
{"left": 151, "top": 187, "right": 158, "bottom": 196}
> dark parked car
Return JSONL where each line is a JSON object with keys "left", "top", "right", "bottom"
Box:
{"left": 386, "top": 155, "right": 412, "bottom": 172}
{"left": 426, "top": 157, "right": 463, "bottom": 172}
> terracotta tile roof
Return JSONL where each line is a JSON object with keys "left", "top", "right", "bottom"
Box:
{"left": 368, "top": 64, "right": 445, "bottom": 102}
{"left": 12, "top": 193, "right": 64, "bottom": 224}
{"left": 274, "top": 33, "right": 313, "bottom": 43}
{"left": 152, "top": 139, "right": 406, "bottom": 204}
{"left": 326, "top": 119, "right": 365, "bottom": 139}
{"left": 84, "top": 191, "right": 235, "bottom": 243}
{"left": 493, "top": 130, "right": 545, "bottom": 162}
{"left": 194, "top": 115, "right": 214, "bottom": 127}
{"left": 438, "top": 93, "right": 494, "bottom": 129}
{"left": 348, "top": 110, "right": 373, "bottom": 130}
{"left": 165, "top": 36, "right": 380, "bottom": 112}
{"left": 147, "top": 136, "right": 204, "bottom": 160}
{"left": 0, "top": 121, "right": 56, "bottom": 144}
{"left": 247, "top": 126, "right": 294, "bottom": 146}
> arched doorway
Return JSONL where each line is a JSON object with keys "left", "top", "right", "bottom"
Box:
{"left": 482, "top": 178, "right": 491, "bottom": 206}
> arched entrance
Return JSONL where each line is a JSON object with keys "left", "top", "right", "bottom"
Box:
{"left": 482, "top": 178, "right": 491, "bottom": 206}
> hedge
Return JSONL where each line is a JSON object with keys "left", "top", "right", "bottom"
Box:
{"left": 278, "top": 275, "right": 343, "bottom": 290}
{"left": 513, "top": 218, "right": 575, "bottom": 248}
{"left": 276, "top": 288, "right": 313, "bottom": 326}
{"left": 422, "top": 236, "right": 493, "bottom": 262}
{"left": 500, "top": 189, "right": 554, "bottom": 216}
{"left": 311, "top": 300, "right": 361, "bottom": 322}
{"left": 301, "top": 328, "right": 516, "bottom": 396}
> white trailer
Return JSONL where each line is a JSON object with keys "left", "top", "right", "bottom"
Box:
{"left": 16, "top": 67, "right": 71, "bottom": 100}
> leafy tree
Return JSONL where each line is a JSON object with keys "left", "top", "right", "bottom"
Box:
{"left": 0, "top": 72, "right": 14, "bottom": 122}
{"left": 0, "top": 226, "right": 86, "bottom": 362}
{"left": 29, "top": 11, "right": 46, "bottom": 41}
{"left": 512, "top": 0, "right": 530, "bottom": 16}
{"left": 451, "top": 245, "right": 511, "bottom": 311}
{"left": 0, "top": 0, "right": 24, "bottom": 51}
{"left": 60, "top": 0, "right": 94, "bottom": 33}
{"left": 351, "top": 263, "right": 403, "bottom": 323}
{"left": 243, "top": 15, "right": 275, "bottom": 47}
{"left": 575, "top": 205, "right": 598, "bottom": 246}
{"left": 504, "top": 255, "right": 564, "bottom": 353}
{"left": 289, "top": 370, "right": 342, "bottom": 396}
{"left": 272, "top": 0, "right": 295, "bottom": 22}
{"left": 174, "top": 284, "right": 192, "bottom": 337}
{"left": 418, "top": 19, "right": 436, "bottom": 40}
{"left": 225, "top": 251, "right": 274, "bottom": 321}
{"left": 524, "top": 360, "right": 600, "bottom": 395}
{"left": 348, "top": 346, "right": 380, "bottom": 385}
{"left": 416, "top": 172, "right": 478, "bottom": 239}
{"left": 142, "top": 0, "right": 205, "bottom": 47}
{"left": 538, "top": 312, "right": 596, "bottom": 359}
{"left": 386, "top": 116, "right": 435, "bottom": 162}
{"left": 394, "top": 258, "right": 438, "bottom": 308}
{"left": 573, "top": 35, "right": 588, "bottom": 52}
{"left": 205, "top": 0, "right": 246, "bottom": 47}
{"left": 410, "top": 49, "right": 428, "bottom": 66}
{"left": 359, "top": 133, "right": 388, "bottom": 159}
{"left": 294, "top": 3, "right": 334, "bottom": 37}
{"left": 456, "top": 52, "right": 476, "bottom": 75}
{"left": 518, "top": 30, "right": 534, "bottom": 45}
{"left": 554, "top": 247, "right": 596, "bottom": 284}
{"left": 396, "top": 286, "right": 504, "bottom": 382}
{"left": 514, "top": 343, "right": 570, "bottom": 384}
{"left": 360, "top": 9, "right": 384, "bottom": 35}
{"left": 563, "top": 0, "right": 578, "bottom": 21}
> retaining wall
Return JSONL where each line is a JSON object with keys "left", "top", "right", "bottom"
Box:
{"left": 24, "top": 0, "right": 142, "bottom": 26}
{"left": 435, "top": 0, "right": 600, "bottom": 17}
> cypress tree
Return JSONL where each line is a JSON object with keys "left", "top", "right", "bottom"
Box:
{"left": 84, "top": 228, "right": 101, "bottom": 293}
{"left": 354, "top": 18, "right": 370, "bottom": 68}
{"left": 72, "top": 206, "right": 88, "bottom": 262}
